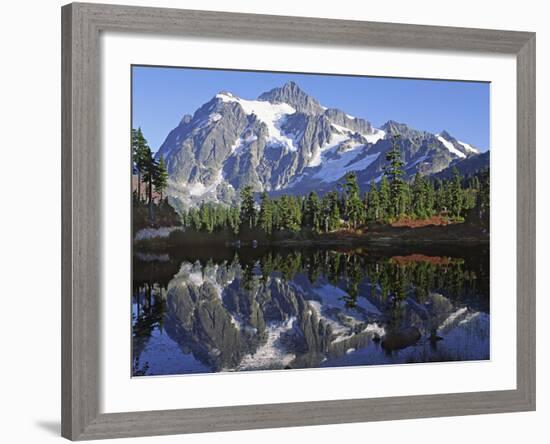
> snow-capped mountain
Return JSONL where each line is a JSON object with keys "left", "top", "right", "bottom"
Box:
{"left": 155, "top": 81, "right": 484, "bottom": 208}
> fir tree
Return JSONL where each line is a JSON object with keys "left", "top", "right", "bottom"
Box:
{"left": 258, "top": 192, "right": 273, "bottom": 235}
{"left": 272, "top": 199, "right": 282, "bottom": 232}
{"left": 424, "top": 179, "right": 436, "bottom": 217}
{"left": 343, "top": 173, "right": 365, "bottom": 229}
{"left": 384, "top": 134, "right": 407, "bottom": 218}
{"left": 188, "top": 207, "right": 201, "bottom": 231}
{"left": 140, "top": 146, "right": 158, "bottom": 220}
{"left": 153, "top": 155, "right": 168, "bottom": 200}
{"left": 321, "top": 191, "right": 340, "bottom": 232}
{"left": 132, "top": 127, "right": 149, "bottom": 202}
{"left": 449, "top": 167, "right": 464, "bottom": 218}
{"left": 279, "top": 195, "right": 301, "bottom": 231}
{"left": 304, "top": 191, "right": 322, "bottom": 232}
{"left": 412, "top": 172, "right": 427, "bottom": 218}
{"left": 239, "top": 186, "right": 256, "bottom": 229}
{"left": 286, "top": 196, "right": 302, "bottom": 231}
{"left": 199, "top": 203, "right": 214, "bottom": 233}
{"left": 228, "top": 206, "right": 240, "bottom": 234}
{"left": 472, "top": 169, "right": 490, "bottom": 226}
{"left": 366, "top": 180, "right": 381, "bottom": 222}
{"left": 379, "top": 175, "right": 391, "bottom": 221}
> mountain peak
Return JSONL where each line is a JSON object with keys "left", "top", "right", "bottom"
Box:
{"left": 280, "top": 80, "right": 301, "bottom": 92}
{"left": 258, "top": 82, "right": 324, "bottom": 115}
{"left": 156, "top": 82, "right": 485, "bottom": 208}
{"left": 264, "top": 80, "right": 303, "bottom": 96}
{"left": 286, "top": 80, "right": 298, "bottom": 86}
{"left": 215, "top": 90, "right": 236, "bottom": 100}
{"left": 381, "top": 120, "right": 408, "bottom": 134}
{"left": 439, "top": 130, "right": 454, "bottom": 140}
{"left": 438, "top": 130, "right": 480, "bottom": 156}
{"left": 382, "top": 120, "right": 427, "bottom": 140}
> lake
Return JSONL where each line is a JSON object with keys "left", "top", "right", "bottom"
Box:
{"left": 132, "top": 243, "right": 489, "bottom": 376}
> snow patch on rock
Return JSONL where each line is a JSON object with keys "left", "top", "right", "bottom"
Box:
{"left": 437, "top": 135, "right": 466, "bottom": 159}
{"left": 216, "top": 92, "right": 297, "bottom": 151}
{"left": 235, "top": 317, "right": 297, "bottom": 370}
{"left": 134, "top": 226, "right": 183, "bottom": 241}
{"left": 458, "top": 140, "right": 480, "bottom": 154}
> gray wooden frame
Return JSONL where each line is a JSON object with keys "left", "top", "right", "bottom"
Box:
{"left": 61, "top": 2, "right": 536, "bottom": 440}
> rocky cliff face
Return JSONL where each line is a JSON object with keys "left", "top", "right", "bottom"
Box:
{"left": 155, "top": 81, "right": 483, "bottom": 209}
{"left": 159, "top": 259, "right": 488, "bottom": 372}
{"left": 162, "top": 260, "right": 386, "bottom": 371}
{"left": 257, "top": 80, "right": 325, "bottom": 115}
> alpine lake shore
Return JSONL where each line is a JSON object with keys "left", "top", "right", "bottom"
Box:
{"left": 134, "top": 216, "right": 489, "bottom": 252}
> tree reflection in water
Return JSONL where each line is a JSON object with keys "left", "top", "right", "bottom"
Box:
{"left": 132, "top": 245, "right": 489, "bottom": 376}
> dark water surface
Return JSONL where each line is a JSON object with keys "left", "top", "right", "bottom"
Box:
{"left": 132, "top": 243, "right": 489, "bottom": 376}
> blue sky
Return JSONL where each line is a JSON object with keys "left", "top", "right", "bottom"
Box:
{"left": 132, "top": 65, "right": 490, "bottom": 153}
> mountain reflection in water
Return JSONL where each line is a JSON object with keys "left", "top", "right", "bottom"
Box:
{"left": 132, "top": 245, "right": 489, "bottom": 376}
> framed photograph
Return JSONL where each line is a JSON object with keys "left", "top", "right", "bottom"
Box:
{"left": 61, "top": 2, "right": 536, "bottom": 440}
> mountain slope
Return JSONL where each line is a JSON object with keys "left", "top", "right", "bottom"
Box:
{"left": 155, "top": 81, "right": 485, "bottom": 208}
{"left": 433, "top": 150, "right": 490, "bottom": 180}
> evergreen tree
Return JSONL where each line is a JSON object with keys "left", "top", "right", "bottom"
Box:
{"left": 258, "top": 192, "right": 273, "bottom": 235}
{"left": 132, "top": 127, "right": 149, "bottom": 202}
{"left": 279, "top": 196, "right": 291, "bottom": 231}
{"left": 366, "top": 180, "right": 381, "bottom": 222}
{"left": 321, "top": 191, "right": 340, "bottom": 232}
{"left": 304, "top": 191, "right": 322, "bottom": 232}
{"left": 180, "top": 210, "right": 188, "bottom": 228}
{"left": 131, "top": 128, "right": 140, "bottom": 199}
{"left": 321, "top": 194, "right": 331, "bottom": 232}
{"left": 140, "top": 146, "right": 158, "bottom": 220}
{"left": 176, "top": 159, "right": 488, "bottom": 237}
{"left": 470, "top": 175, "right": 481, "bottom": 192}
{"left": 449, "top": 167, "right": 464, "bottom": 218}
{"left": 329, "top": 191, "right": 341, "bottom": 231}
{"left": 433, "top": 178, "right": 444, "bottom": 213}
{"left": 379, "top": 175, "right": 391, "bottom": 221}
{"left": 141, "top": 147, "right": 156, "bottom": 203}
{"left": 412, "top": 172, "right": 427, "bottom": 218}
{"left": 384, "top": 134, "right": 407, "bottom": 218}
{"left": 424, "top": 179, "right": 436, "bottom": 216}
{"left": 199, "top": 203, "right": 214, "bottom": 233}
{"left": 474, "top": 169, "right": 490, "bottom": 227}
{"left": 239, "top": 186, "right": 256, "bottom": 229}
{"left": 343, "top": 173, "right": 365, "bottom": 229}
{"left": 279, "top": 195, "right": 301, "bottom": 231}
{"left": 272, "top": 199, "right": 282, "bottom": 232}
{"left": 153, "top": 155, "right": 168, "bottom": 200}
{"left": 228, "top": 206, "right": 240, "bottom": 234}
{"left": 188, "top": 207, "right": 201, "bottom": 231}
{"left": 291, "top": 196, "right": 303, "bottom": 229}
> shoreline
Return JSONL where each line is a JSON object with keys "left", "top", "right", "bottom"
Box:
{"left": 268, "top": 237, "right": 489, "bottom": 247}
{"left": 134, "top": 222, "right": 489, "bottom": 250}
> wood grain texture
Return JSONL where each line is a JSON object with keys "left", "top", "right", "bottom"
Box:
{"left": 61, "top": 4, "right": 73, "bottom": 438}
{"left": 76, "top": 390, "right": 533, "bottom": 440}
{"left": 61, "top": 2, "right": 536, "bottom": 440}
{"left": 75, "top": 2, "right": 532, "bottom": 53}
{"left": 516, "top": 34, "right": 536, "bottom": 410}
{"left": 62, "top": 3, "right": 101, "bottom": 439}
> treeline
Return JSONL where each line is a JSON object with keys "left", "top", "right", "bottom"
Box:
{"left": 134, "top": 248, "right": 488, "bottom": 317}
{"left": 253, "top": 249, "right": 487, "bottom": 307}
{"left": 132, "top": 128, "right": 168, "bottom": 204}
{"left": 133, "top": 128, "right": 175, "bottom": 227}
{"left": 181, "top": 135, "right": 489, "bottom": 236}
{"left": 132, "top": 248, "right": 486, "bottom": 375}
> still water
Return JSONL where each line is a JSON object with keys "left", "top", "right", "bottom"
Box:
{"left": 132, "top": 244, "right": 489, "bottom": 376}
